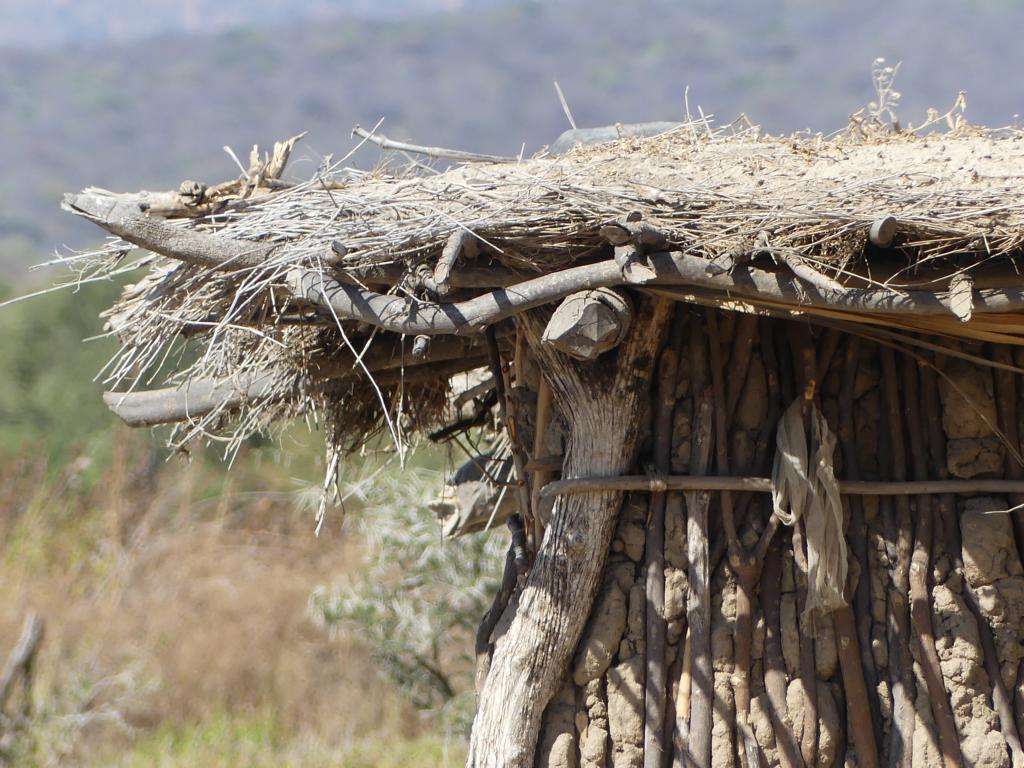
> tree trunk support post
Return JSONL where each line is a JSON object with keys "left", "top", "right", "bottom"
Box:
{"left": 467, "top": 298, "right": 673, "bottom": 768}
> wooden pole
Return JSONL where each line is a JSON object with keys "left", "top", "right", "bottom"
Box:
{"left": 644, "top": 309, "right": 685, "bottom": 768}
{"left": 761, "top": 527, "right": 804, "bottom": 768}
{"left": 708, "top": 310, "right": 761, "bottom": 767}
{"left": 879, "top": 345, "right": 916, "bottom": 768}
{"left": 902, "top": 354, "right": 964, "bottom": 768}
{"left": 788, "top": 322, "right": 819, "bottom": 768}
{"left": 529, "top": 377, "right": 554, "bottom": 547}
{"left": 837, "top": 336, "right": 884, "bottom": 758}
{"left": 485, "top": 327, "right": 533, "bottom": 568}
{"left": 683, "top": 310, "right": 715, "bottom": 768}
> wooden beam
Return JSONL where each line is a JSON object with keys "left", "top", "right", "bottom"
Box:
{"left": 290, "top": 250, "right": 1024, "bottom": 337}
{"left": 540, "top": 474, "right": 1024, "bottom": 498}
{"left": 63, "top": 191, "right": 273, "bottom": 269}
{"left": 63, "top": 193, "right": 1024, "bottom": 329}
{"left": 104, "top": 354, "right": 491, "bottom": 428}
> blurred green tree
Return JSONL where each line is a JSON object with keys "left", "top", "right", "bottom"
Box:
{"left": 311, "top": 465, "right": 505, "bottom": 733}
{"left": 0, "top": 279, "right": 121, "bottom": 460}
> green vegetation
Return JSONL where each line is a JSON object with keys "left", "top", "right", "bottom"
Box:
{"left": 105, "top": 712, "right": 465, "bottom": 768}
{"left": 314, "top": 467, "right": 504, "bottom": 732}
{"left": 0, "top": 282, "right": 491, "bottom": 766}
{"left": 0, "top": 279, "right": 123, "bottom": 461}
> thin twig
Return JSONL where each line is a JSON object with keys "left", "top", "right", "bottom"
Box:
{"left": 352, "top": 124, "right": 517, "bottom": 164}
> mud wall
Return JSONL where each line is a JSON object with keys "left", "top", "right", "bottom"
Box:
{"left": 530, "top": 309, "right": 1024, "bottom": 768}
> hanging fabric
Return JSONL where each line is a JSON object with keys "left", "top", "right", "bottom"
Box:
{"left": 771, "top": 397, "right": 848, "bottom": 622}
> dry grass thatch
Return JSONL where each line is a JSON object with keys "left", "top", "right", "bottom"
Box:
{"left": 58, "top": 115, "right": 1024, "bottom": 468}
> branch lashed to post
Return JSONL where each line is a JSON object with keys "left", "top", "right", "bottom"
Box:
{"left": 466, "top": 298, "right": 672, "bottom": 768}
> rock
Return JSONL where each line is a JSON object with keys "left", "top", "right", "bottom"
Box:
{"left": 582, "top": 678, "right": 609, "bottom": 768}
{"left": 664, "top": 567, "right": 688, "bottom": 623}
{"left": 671, "top": 401, "right": 693, "bottom": 473}
{"left": 585, "top": 678, "right": 606, "bottom": 716}
{"left": 667, "top": 619, "right": 684, "bottom": 646}
{"left": 574, "top": 579, "right": 628, "bottom": 686}
{"left": 931, "top": 581, "right": 987, "bottom": 708}
{"left": 785, "top": 678, "right": 843, "bottom": 767}
{"left": 959, "top": 497, "right": 1024, "bottom": 689}
{"left": 712, "top": 672, "right": 737, "bottom": 768}
{"left": 975, "top": 580, "right": 1024, "bottom": 690}
{"left": 615, "top": 495, "right": 647, "bottom": 563}
{"left": 960, "top": 498, "right": 1023, "bottom": 586}
{"left": 607, "top": 656, "right": 644, "bottom": 768}
{"left": 813, "top": 614, "right": 838, "bottom": 680}
{"left": 749, "top": 690, "right": 778, "bottom": 761}
{"left": 735, "top": 355, "right": 768, "bottom": 431}
{"left": 711, "top": 573, "right": 736, "bottom": 671}
{"left": 537, "top": 680, "right": 579, "bottom": 768}
{"left": 580, "top": 723, "right": 609, "bottom": 768}
{"left": 947, "top": 437, "right": 1004, "bottom": 478}
{"left": 937, "top": 359, "right": 998, "bottom": 439}
{"left": 780, "top": 593, "right": 800, "bottom": 678}
{"left": 959, "top": 721, "right": 1011, "bottom": 768}
{"left": 665, "top": 496, "right": 687, "bottom": 570}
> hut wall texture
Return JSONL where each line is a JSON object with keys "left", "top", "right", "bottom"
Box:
{"left": 529, "top": 311, "right": 1024, "bottom": 768}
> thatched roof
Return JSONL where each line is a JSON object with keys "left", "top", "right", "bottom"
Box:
{"left": 61, "top": 118, "right": 1024, "bottom": 462}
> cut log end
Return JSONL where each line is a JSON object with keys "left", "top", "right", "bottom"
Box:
{"left": 869, "top": 216, "right": 899, "bottom": 247}
{"left": 541, "top": 288, "right": 633, "bottom": 361}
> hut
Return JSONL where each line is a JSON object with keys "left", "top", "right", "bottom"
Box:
{"left": 62, "top": 116, "right": 1024, "bottom": 768}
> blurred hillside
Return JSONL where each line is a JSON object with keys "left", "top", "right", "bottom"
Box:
{"left": 0, "top": 0, "right": 505, "bottom": 49}
{"left": 3, "top": 0, "right": 1024, "bottom": 279}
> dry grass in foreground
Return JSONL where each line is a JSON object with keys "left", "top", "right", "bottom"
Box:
{"left": 0, "top": 431, "right": 465, "bottom": 767}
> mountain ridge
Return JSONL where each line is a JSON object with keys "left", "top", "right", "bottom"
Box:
{"left": 2, "top": 0, "right": 1022, "bottom": 279}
